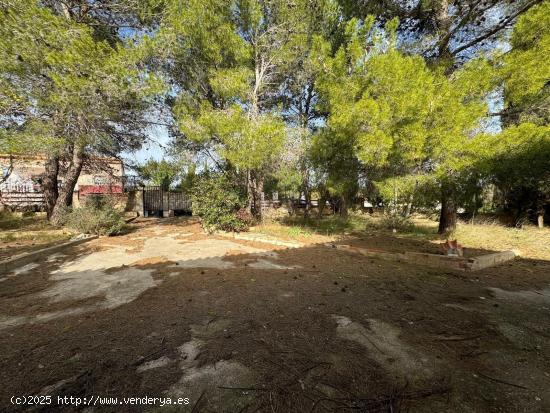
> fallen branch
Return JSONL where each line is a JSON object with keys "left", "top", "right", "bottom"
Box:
{"left": 309, "top": 384, "right": 451, "bottom": 412}
{"left": 435, "top": 335, "right": 482, "bottom": 342}
{"left": 191, "top": 390, "right": 206, "bottom": 413}
{"left": 218, "top": 386, "right": 270, "bottom": 392}
{"left": 476, "top": 372, "right": 529, "bottom": 390}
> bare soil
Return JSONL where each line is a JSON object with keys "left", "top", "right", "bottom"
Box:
{"left": 0, "top": 217, "right": 549, "bottom": 412}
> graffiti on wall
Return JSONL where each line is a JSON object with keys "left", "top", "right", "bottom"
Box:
{"left": 0, "top": 172, "right": 41, "bottom": 193}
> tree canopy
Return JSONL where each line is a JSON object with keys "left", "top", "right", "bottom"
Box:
{"left": 0, "top": 0, "right": 548, "bottom": 229}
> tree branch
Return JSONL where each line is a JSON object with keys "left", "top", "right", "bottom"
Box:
{"left": 0, "top": 155, "right": 14, "bottom": 185}
{"left": 450, "top": 0, "right": 541, "bottom": 56}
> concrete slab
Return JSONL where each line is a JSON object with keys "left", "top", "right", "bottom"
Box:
{"left": 467, "top": 250, "right": 518, "bottom": 271}
{"left": 332, "top": 244, "right": 517, "bottom": 272}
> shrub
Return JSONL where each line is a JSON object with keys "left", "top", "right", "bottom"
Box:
{"left": 191, "top": 175, "right": 250, "bottom": 232}
{"left": 0, "top": 210, "right": 22, "bottom": 230}
{"left": 65, "top": 197, "right": 125, "bottom": 236}
{"left": 51, "top": 204, "right": 73, "bottom": 227}
{"left": 261, "top": 206, "right": 289, "bottom": 222}
{"left": 380, "top": 213, "right": 414, "bottom": 232}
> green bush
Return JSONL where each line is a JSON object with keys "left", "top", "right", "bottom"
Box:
{"left": 52, "top": 204, "right": 73, "bottom": 227}
{"left": 379, "top": 213, "right": 414, "bottom": 232}
{"left": 191, "top": 174, "right": 250, "bottom": 233}
{"left": 0, "top": 210, "right": 22, "bottom": 230}
{"left": 65, "top": 197, "right": 125, "bottom": 236}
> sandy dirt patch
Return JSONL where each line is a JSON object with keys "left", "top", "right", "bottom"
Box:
{"left": 0, "top": 221, "right": 290, "bottom": 329}
{"left": 333, "top": 316, "right": 433, "bottom": 383}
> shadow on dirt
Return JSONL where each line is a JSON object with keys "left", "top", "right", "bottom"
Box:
{"left": 0, "top": 223, "right": 549, "bottom": 412}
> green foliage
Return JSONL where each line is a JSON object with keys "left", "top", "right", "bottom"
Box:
{"left": 379, "top": 213, "right": 413, "bottom": 232}
{"left": 138, "top": 159, "right": 184, "bottom": 188}
{"left": 64, "top": 198, "right": 125, "bottom": 236}
{"left": 312, "top": 20, "right": 495, "bottom": 220}
{"left": 477, "top": 123, "right": 550, "bottom": 219}
{"left": 177, "top": 103, "right": 286, "bottom": 170}
{"left": 178, "top": 163, "right": 197, "bottom": 192}
{"left": 0, "top": 211, "right": 24, "bottom": 230}
{"left": 164, "top": 0, "right": 318, "bottom": 181}
{"left": 315, "top": 30, "right": 493, "bottom": 174}
{"left": 0, "top": 0, "right": 163, "bottom": 157}
{"left": 272, "top": 165, "right": 303, "bottom": 194}
{"left": 1, "top": 0, "right": 547, "bottom": 231}
{"left": 310, "top": 128, "right": 360, "bottom": 206}
{"left": 375, "top": 174, "right": 439, "bottom": 211}
{"left": 501, "top": 1, "right": 550, "bottom": 124}
{"left": 191, "top": 174, "right": 250, "bottom": 232}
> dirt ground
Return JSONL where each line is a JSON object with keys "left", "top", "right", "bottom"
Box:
{"left": 0, "top": 217, "right": 549, "bottom": 412}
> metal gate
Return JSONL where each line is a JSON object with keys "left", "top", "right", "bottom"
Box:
{"left": 143, "top": 186, "right": 191, "bottom": 215}
{"left": 143, "top": 186, "right": 163, "bottom": 212}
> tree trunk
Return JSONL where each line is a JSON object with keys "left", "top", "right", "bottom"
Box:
{"left": 50, "top": 147, "right": 84, "bottom": 225}
{"left": 43, "top": 155, "right": 59, "bottom": 219}
{"left": 304, "top": 188, "right": 311, "bottom": 219}
{"left": 438, "top": 184, "right": 457, "bottom": 234}
{"left": 340, "top": 196, "right": 348, "bottom": 217}
{"left": 404, "top": 180, "right": 418, "bottom": 218}
{"left": 392, "top": 184, "right": 398, "bottom": 216}
{"left": 317, "top": 188, "right": 328, "bottom": 219}
{"left": 536, "top": 197, "right": 545, "bottom": 229}
{"left": 246, "top": 169, "right": 263, "bottom": 219}
{"left": 0, "top": 154, "right": 14, "bottom": 185}
{"left": 404, "top": 193, "right": 413, "bottom": 218}
{"left": 255, "top": 174, "right": 264, "bottom": 219}
{"left": 246, "top": 169, "right": 253, "bottom": 215}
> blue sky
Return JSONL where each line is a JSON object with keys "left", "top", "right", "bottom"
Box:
{"left": 122, "top": 123, "right": 171, "bottom": 172}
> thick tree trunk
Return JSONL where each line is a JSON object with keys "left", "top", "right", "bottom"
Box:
{"left": 50, "top": 147, "right": 84, "bottom": 225}
{"left": 43, "top": 155, "right": 60, "bottom": 219}
{"left": 438, "top": 184, "right": 457, "bottom": 234}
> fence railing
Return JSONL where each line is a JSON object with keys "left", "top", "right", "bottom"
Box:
{"left": 0, "top": 191, "right": 45, "bottom": 208}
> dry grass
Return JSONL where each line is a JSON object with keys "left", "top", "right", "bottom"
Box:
{"left": 254, "top": 212, "right": 550, "bottom": 261}
{"left": 251, "top": 215, "right": 369, "bottom": 244}
{"left": 397, "top": 215, "right": 550, "bottom": 260}
{"left": 451, "top": 221, "right": 550, "bottom": 260}
{"left": 0, "top": 212, "right": 74, "bottom": 259}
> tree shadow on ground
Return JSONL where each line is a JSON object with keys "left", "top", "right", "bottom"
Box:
{"left": 0, "top": 230, "right": 549, "bottom": 412}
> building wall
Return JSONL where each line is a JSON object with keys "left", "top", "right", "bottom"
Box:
{"left": 1, "top": 155, "right": 126, "bottom": 210}
{"left": 1, "top": 155, "right": 124, "bottom": 191}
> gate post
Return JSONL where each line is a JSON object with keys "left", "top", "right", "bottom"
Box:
{"left": 135, "top": 188, "right": 145, "bottom": 217}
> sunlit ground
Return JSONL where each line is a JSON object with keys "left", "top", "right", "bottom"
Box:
{"left": 253, "top": 212, "right": 550, "bottom": 261}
